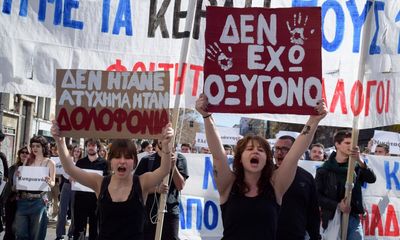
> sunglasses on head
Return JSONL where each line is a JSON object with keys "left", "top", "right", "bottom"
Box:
{"left": 20, "top": 151, "right": 29, "bottom": 154}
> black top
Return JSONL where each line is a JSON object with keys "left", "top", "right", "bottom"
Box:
{"left": 98, "top": 175, "right": 145, "bottom": 240}
{"left": 221, "top": 182, "right": 280, "bottom": 240}
{"left": 135, "top": 152, "right": 189, "bottom": 216}
{"left": 75, "top": 155, "right": 108, "bottom": 198}
{"left": 276, "top": 167, "right": 321, "bottom": 240}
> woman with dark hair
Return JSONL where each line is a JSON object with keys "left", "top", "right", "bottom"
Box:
{"left": 51, "top": 121, "right": 174, "bottom": 240}
{"left": 3, "top": 146, "right": 29, "bottom": 240}
{"left": 14, "top": 136, "right": 56, "bottom": 240}
{"left": 195, "top": 94, "right": 327, "bottom": 239}
{"left": 55, "top": 144, "right": 83, "bottom": 240}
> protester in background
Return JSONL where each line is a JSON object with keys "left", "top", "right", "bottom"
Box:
{"left": 223, "top": 144, "right": 233, "bottom": 156}
{"left": 52, "top": 121, "right": 174, "bottom": 240}
{"left": 135, "top": 139, "right": 189, "bottom": 240}
{"left": 14, "top": 135, "right": 56, "bottom": 240}
{"left": 309, "top": 143, "right": 326, "bottom": 161}
{"left": 180, "top": 143, "right": 192, "bottom": 153}
{"left": 55, "top": 145, "right": 83, "bottom": 240}
{"left": 99, "top": 144, "right": 108, "bottom": 159}
{"left": 200, "top": 147, "right": 210, "bottom": 154}
{"left": 49, "top": 142, "right": 60, "bottom": 220}
{"left": 140, "top": 141, "right": 153, "bottom": 154}
{"left": 3, "top": 146, "right": 28, "bottom": 240}
{"left": 316, "top": 130, "right": 376, "bottom": 239}
{"left": 274, "top": 136, "right": 321, "bottom": 240}
{"left": 0, "top": 130, "right": 9, "bottom": 232}
{"left": 374, "top": 143, "right": 390, "bottom": 156}
{"left": 69, "top": 138, "right": 108, "bottom": 240}
{"left": 195, "top": 94, "right": 327, "bottom": 239}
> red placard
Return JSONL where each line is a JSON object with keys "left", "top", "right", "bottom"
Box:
{"left": 204, "top": 6, "right": 322, "bottom": 115}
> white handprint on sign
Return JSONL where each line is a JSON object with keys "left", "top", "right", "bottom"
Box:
{"left": 206, "top": 42, "right": 233, "bottom": 71}
{"left": 286, "top": 12, "right": 315, "bottom": 45}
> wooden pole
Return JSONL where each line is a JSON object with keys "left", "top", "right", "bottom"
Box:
{"left": 341, "top": 1, "right": 374, "bottom": 238}
{"left": 154, "top": 0, "right": 197, "bottom": 239}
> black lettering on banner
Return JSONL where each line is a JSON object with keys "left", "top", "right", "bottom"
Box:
{"left": 148, "top": 0, "right": 171, "bottom": 38}
{"left": 173, "top": 0, "right": 190, "bottom": 38}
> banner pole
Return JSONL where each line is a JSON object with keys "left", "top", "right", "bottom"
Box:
{"left": 341, "top": 1, "right": 374, "bottom": 239}
{"left": 154, "top": 0, "right": 197, "bottom": 239}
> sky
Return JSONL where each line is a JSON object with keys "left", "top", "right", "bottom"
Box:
{"left": 212, "top": 113, "right": 242, "bottom": 127}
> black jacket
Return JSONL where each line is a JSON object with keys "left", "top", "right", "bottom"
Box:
{"left": 315, "top": 152, "right": 376, "bottom": 229}
{"left": 277, "top": 167, "right": 321, "bottom": 240}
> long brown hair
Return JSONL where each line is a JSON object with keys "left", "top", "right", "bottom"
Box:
{"left": 26, "top": 136, "right": 50, "bottom": 166}
{"left": 233, "top": 135, "right": 274, "bottom": 195}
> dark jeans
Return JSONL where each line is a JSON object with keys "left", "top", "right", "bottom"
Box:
{"left": 73, "top": 193, "right": 98, "bottom": 240}
{"left": 144, "top": 214, "right": 180, "bottom": 240}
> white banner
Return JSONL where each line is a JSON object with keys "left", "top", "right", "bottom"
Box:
{"left": 16, "top": 166, "right": 50, "bottom": 191}
{"left": 371, "top": 130, "right": 400, "bottom": 155}
{"left": 71, "top": 169, "right": 103, "bottom": 192}
{"left": 176, "top": 153, "right": 400, "bottom": 240}
{"left": 195, "top": 126, "right": 241, "bottom": 147}
{"left": 1, "top": 1, "right": 400, "bottom": 128}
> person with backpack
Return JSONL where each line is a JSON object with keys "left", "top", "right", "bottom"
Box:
{"left": 135, "top": 139, "right": 189, "bottom": 240}
{"left": 51, "top": 121, "right": 174, "bottom": 240}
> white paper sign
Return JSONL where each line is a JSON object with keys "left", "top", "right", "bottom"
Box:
{"left": 51, "top": 157, "right": 66, "bottom": 176}
{"left": 371, "top": 130, "right": 400, "bottom": 155}
{"left": 275, "top": 131, "right": 300, "bottom": 140}
{"left": 195, "top": 127, "right": 242, "bottom": 148}
{"left": 71, "top": 169, "right": 103, "bottom": 193}
{"left": 16, "top": 166, "right": 50, "bottom": 191}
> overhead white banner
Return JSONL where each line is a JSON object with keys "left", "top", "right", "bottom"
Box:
{"left": 176, "top": 153, "right": 400, "bottom": 240}
{"left": 371, "top": 130, "right": 400, "bottom": 155}
{"left": 1, "top": 1, "right": 400, "bottom": 128}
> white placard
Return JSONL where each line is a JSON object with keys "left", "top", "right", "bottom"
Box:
{"left": 371, "top": 130, "right": 400, "bottom": 155}
{"left": 51, "top": 157, "right": 66, "bottom": 176}
{"left": 16, "top": 166, "right": 50, "bottom": 191}
{"left": 71, "top": 169, "right": 103, "bottom": 193}
{"left": 275, "top": 131, "right": 300, "bottom": 140}
{"left": 195, "top": 127, "right": 242, "bottom": 148}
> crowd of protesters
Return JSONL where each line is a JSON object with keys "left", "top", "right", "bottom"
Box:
{"left": 0, "top": 102, "right": 395, "bottom": 240}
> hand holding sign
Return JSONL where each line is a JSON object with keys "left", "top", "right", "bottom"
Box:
{"left": 195, "top": 93, "right": 211, "bottom": 118}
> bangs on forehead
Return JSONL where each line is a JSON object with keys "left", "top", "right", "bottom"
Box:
{"left": 108, "top": 139, "right": 137, "bottom": 161}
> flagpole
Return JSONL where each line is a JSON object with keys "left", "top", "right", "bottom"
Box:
{"left": 341, "top": 1, "right": 374, "bottom": 239}
{"left": 154, "top": 0, "right": 197, "bottom": 239}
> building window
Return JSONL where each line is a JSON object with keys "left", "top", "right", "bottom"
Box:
{"left": 36, "top": 97, "right": 44, "bottom": 118}
{"left": 44, "top": 98, "right": 51, "bottom": 120}
{"left": 189, "top": 121, "right": 194, "bottom": 127}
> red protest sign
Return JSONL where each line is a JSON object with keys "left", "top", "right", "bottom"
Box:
{"left": 56, "top": 70, "right": 170, "bottom": 139}
{"left": 204, "top": 6, "right": 322, "bottom": 115}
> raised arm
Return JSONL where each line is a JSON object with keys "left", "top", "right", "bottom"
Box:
{"left": 196, "top": 94, "right": 235, "bottom": 201}
{"left": 51, "top": 120, "right": 103, "bottom": 195}
{"left": 272, "top": 100, "right": 327, "bottom": 203}
{"left": 140, "top": 123, "right": 174, "bottom": 196}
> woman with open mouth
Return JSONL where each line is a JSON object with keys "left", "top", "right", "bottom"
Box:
{"left": 195, "top": 94, "right": 327, "bottom": 240}
{"left": 51, "top": 121, "right": 174, "bottom": 240}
